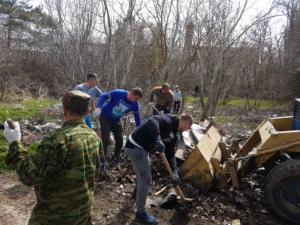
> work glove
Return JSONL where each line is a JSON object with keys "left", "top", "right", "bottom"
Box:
{"left": 172, "top": 171, "right": 181, "bottom": 186}
{"left": 3, "top": 121, "right": 21, "bottom": 144}
{"left": 154, "top": 139, "right": 165, "bottom": 153}
{"left": 92, "top": 108, "right": 101, "bottom": 119}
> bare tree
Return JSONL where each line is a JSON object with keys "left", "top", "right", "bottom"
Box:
{"left": 0, "top": 0, "right": 294, "bottom": 116}
{"left": 190, "top": 0, "right": 279, "bottom": 119}
{"left": 279, "top": 0, "right": 300, "bottom": 97}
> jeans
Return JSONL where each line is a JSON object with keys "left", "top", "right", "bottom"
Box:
{"left": 100, "top": 115, "right": 123, "bottom": 160}
{"left": 126, "top": 146, "right": 151, "bottom": 213}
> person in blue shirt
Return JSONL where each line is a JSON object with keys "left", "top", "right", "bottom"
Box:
{"left": 75, "top": 73, "right": 103, "bottom": 100}
{"left": 74, "top": 73, "right": 103, "bottom": 128}
{"left": 97, "top": 88, "right": 143, "bottom": 165}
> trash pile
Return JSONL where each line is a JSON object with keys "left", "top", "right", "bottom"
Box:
{"left": 12, "top": 112, "right": 288, "bottom": 225}
{"left": 13, "top": 103, "right": 62, "bottom": 146}
{"left": 95, "top": 142, "right": 285, "bottom": 225}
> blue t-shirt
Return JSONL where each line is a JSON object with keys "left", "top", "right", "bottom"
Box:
{"left": 74, "top": 83, "right": 103, "bottom": 100}
{"left": 98, "top": 89, "right": 141, "bottom": 126}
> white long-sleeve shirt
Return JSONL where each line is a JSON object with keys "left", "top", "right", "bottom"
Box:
{"left": 173, "top": 90, "right": 182, "bottom": 102}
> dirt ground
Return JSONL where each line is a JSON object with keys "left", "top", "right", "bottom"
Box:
{"left": 0, "top": 105, "right": 293, "bottom": 225}
{"left": 0, "top": 166, "right": 288, "bottom": 225}
{"left": 0, "top": 171, "right": 209, "bottom": 225}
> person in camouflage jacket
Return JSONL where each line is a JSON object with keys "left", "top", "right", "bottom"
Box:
{"left": 149, "top": 83, "right": 173, "bottom": 115}
{"left": 4, "top": 90, "right": 103, "bottom": 225}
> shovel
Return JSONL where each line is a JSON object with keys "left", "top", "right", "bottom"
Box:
{"left": 159, "top": 152, "right": 193, "bottom": 202}
{"left": 150, "top": 103, "right": 164, "bottom": 115}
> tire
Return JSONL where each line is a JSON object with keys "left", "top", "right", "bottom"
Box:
{"left": 265, "top": 160, "right": 300, "bottom": 224}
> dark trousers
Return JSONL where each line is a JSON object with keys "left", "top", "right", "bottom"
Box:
{"left": 173, "top": 101, "right": 181, "bottom": 113}
{"left": 100, "top": 115, "right": 123, "bottom": 160}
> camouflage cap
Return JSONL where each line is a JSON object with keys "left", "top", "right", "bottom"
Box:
{"left": 63, "top": 90, "right": 91, "bottom": 116}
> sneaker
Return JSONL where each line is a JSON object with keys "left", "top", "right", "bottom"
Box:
{"left": 135, "top": 212, "right": 159, "bottom": 225}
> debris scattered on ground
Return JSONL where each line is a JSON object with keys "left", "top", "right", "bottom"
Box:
{"left": 20, "top": 120, "right": 61, "bottom": 146}
{"left": 0, "top": 105, "right": 291, "bottom": 225}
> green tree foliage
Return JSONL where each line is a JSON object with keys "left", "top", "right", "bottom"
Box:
{"left": 0, "top": 0, "right": 53, "bottom": 48}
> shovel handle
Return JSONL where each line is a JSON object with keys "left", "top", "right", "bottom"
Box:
{"left": 151, "top": 104, "right": 162, "bottom": 115}
{"left": 159, "top": 152, "right": 186, "bottom": 200}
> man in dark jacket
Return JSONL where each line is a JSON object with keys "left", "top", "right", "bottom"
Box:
{"left": 125, "top": 113, "right": 193, "bottom": 224}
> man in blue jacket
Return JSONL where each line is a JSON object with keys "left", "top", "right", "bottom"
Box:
{"left": 97, "top": 88, "right": 143, "bottom": 165}
{"left": 125, "top": 113, "right": 193, "bottom": 224}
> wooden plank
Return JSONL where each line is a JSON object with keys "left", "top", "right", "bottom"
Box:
{"left": 154, "top": 186, "right": 168, "bottom": 196}
{"left": 230, "top": 166, "right": 239, "bottom": 191}
{"left": 197, "top": 126, "right": 221, "bottom": 162}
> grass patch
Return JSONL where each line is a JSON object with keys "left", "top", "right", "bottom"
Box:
{"left": 224, "top": 98, "right": 281, "bottom": 110}
{"left": 185, "top": 96, "right": 282, "bottom": 110}
{"left": 0, "top": 98, "right": 55, "bottom": 123}
{"left": 185, "top": 96, "right": 199, "bottom": 105}
{"left": 0, "top": 98, "right": 55, "bottom": 171}
{"left": 185, "top": 96, "right": 209, "bottom": 105}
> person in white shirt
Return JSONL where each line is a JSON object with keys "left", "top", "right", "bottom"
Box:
{"left": 173, "top": 85, "right": 182, "bottom": 114}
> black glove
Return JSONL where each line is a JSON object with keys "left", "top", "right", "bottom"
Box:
{"left": 154, "top": 139, "right": 165, "bottom": 153}
{"left": 172, "top": 171, "right": 181, "bottom": 185}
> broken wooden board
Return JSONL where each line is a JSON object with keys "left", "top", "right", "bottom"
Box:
{"left": 180, "top": 125, "right": 222, "bottom": 191}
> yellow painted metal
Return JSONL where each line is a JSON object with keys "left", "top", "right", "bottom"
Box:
{"left": 180, "top": 116, "right": 300, "bottom": 190}
{"left": 180, "top": 126, "right": 222, "bottom": 191}
{"left": 237, "top": 116, "right": 300, "bottom": 176}
{"left": 270, "top": 116, "right": 293, "bottom": 131}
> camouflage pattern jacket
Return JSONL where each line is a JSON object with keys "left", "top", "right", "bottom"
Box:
{"left": 150, "top": 86, "right": 174, "bottom": 108}
{"left": 6, "top": 120, "right": 102, "bottom": 225}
